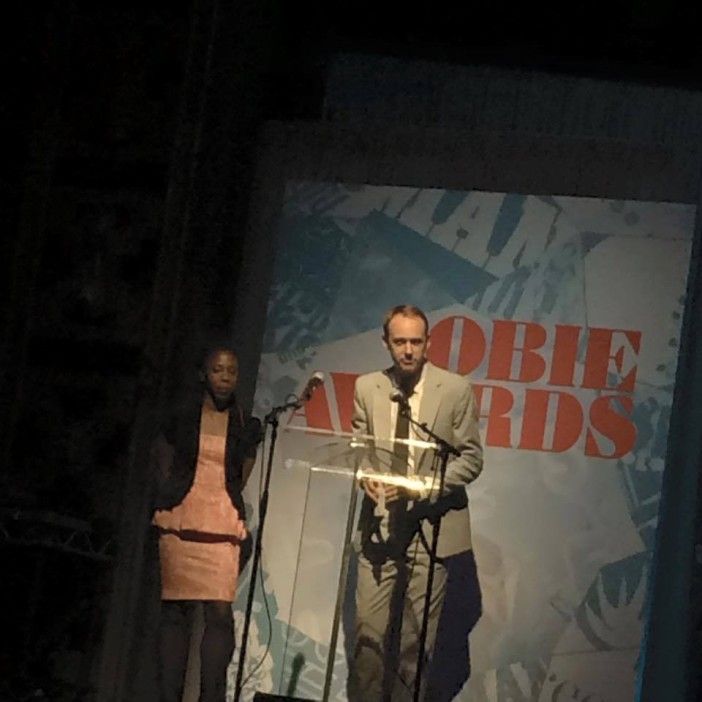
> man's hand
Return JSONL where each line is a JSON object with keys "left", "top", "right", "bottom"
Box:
{"left": 362, "top": 478, "right": 401, "bottom": 504}
{"left": 361, "top": 477, "right": 411, "bottom": 503}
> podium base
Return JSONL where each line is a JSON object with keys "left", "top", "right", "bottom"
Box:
{"left": 252, "top": 694, "right": 316, "bottom": 701}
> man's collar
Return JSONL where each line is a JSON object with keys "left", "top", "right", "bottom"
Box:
{"left": 413, "top": 362, "right": 427, "bottom": 395}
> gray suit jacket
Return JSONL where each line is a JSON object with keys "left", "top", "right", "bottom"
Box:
{"left": 352, "top": 362, "right": 483, "bottom": 558}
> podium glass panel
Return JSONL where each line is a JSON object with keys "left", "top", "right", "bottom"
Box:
{"left": 276, "top": 429, "right": 362, "bottom": 702}
{"left": 274, "top": 426, "right": 437, "bottom": 701}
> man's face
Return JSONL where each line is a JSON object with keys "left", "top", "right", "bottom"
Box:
{"left": 205, "top": 350, "right": 239, "bottom": 401}
{"left": 384, "top": 314, "right": 430, "bottom": 378}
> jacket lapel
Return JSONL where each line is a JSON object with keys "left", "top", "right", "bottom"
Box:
{"left": 418, "top": 363, "right": 442, "bottom": 430}
{"left": 368, "top": 364, "right": 443, "bottom": 473}
{"left": 417, "top": 363, "right": 442, "bottom": 473}
{"left": 371, "top": 371, "right": 393, "bottom": 442}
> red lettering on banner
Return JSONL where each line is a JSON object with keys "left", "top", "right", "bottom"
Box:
{"left": 582, "top": 328, "right": 641, "bottom": 392}
{"left": 331, "top": 372, "right": 358, "bottom": 432}
{"left": 428, "top": 316, "right": 486, "bottom": 374}
{"left": 518, "top": 389, "right": 583, "bottom": 452}
{"left": 585, "top": 395, "right": 637, "bottom": 458}
{"left": 473, "top": 384, "right": 513, "bottom": 448}
{"left": 487, "top": 320, "right": 547, "bottom": 383}
{"left": 292, "top": 313, "right": 643, "bottom": 460}
{"left": 548, "top": 325, "right": 580, "bottom": 387}
{"left": 296, "top": 383, "right": 333, "bottom": 430}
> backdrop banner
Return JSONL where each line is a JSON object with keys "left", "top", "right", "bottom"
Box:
{"left": 229, "top": 183, "right": 695, "bottom": 702}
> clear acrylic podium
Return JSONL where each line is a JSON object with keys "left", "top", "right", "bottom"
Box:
{"left": 275, "top": 425, "right": 437, "bottom": 701}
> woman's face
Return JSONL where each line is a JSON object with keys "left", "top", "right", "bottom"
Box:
{"left": 205, "top": 350, "right": 239, "bottom": 401}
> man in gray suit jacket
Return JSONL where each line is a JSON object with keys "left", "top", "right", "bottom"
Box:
{"left": 348, "top": 305, "right": 483, "bottom": 702}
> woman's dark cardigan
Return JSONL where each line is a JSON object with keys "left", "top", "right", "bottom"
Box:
{"left": 152, "top": 396, "right": 260, "bottom": 521}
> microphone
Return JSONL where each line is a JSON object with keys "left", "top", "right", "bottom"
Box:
{"left": 389, "top": 387, "right": 410, "bottom": 411}
{"left": 299, "top": 371, "right": 325, "bottom": 403}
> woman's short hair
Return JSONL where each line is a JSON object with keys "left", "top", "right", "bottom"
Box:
{"left": 200, "top": 337, "right": 238, "bottom": 369}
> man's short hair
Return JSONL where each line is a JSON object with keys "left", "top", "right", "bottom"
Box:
{"left": 382, "top": 305, "right": 429, "bottom": 340}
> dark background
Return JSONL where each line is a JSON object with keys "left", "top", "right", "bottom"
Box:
{"left": 1, "top": 1, "right": 701, "bottom": 699}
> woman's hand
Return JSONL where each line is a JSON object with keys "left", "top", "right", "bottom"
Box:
{"left": 234, "top": 519, "right": 248, "bottom": 541}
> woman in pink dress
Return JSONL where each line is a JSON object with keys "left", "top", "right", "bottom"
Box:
{"left": 151, "top": 345, "right": 260, "bottom": 702}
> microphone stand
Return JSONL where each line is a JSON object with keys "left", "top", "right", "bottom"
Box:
{"left": 233, "top": 395, "right": 303, "bottom": 702}
{"left": 398, "top": 402, "right": 460, "bottom": 702}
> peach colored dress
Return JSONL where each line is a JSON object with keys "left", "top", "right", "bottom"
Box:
{"left": 153, "top": 433, "right": 247, "bottom": 601}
